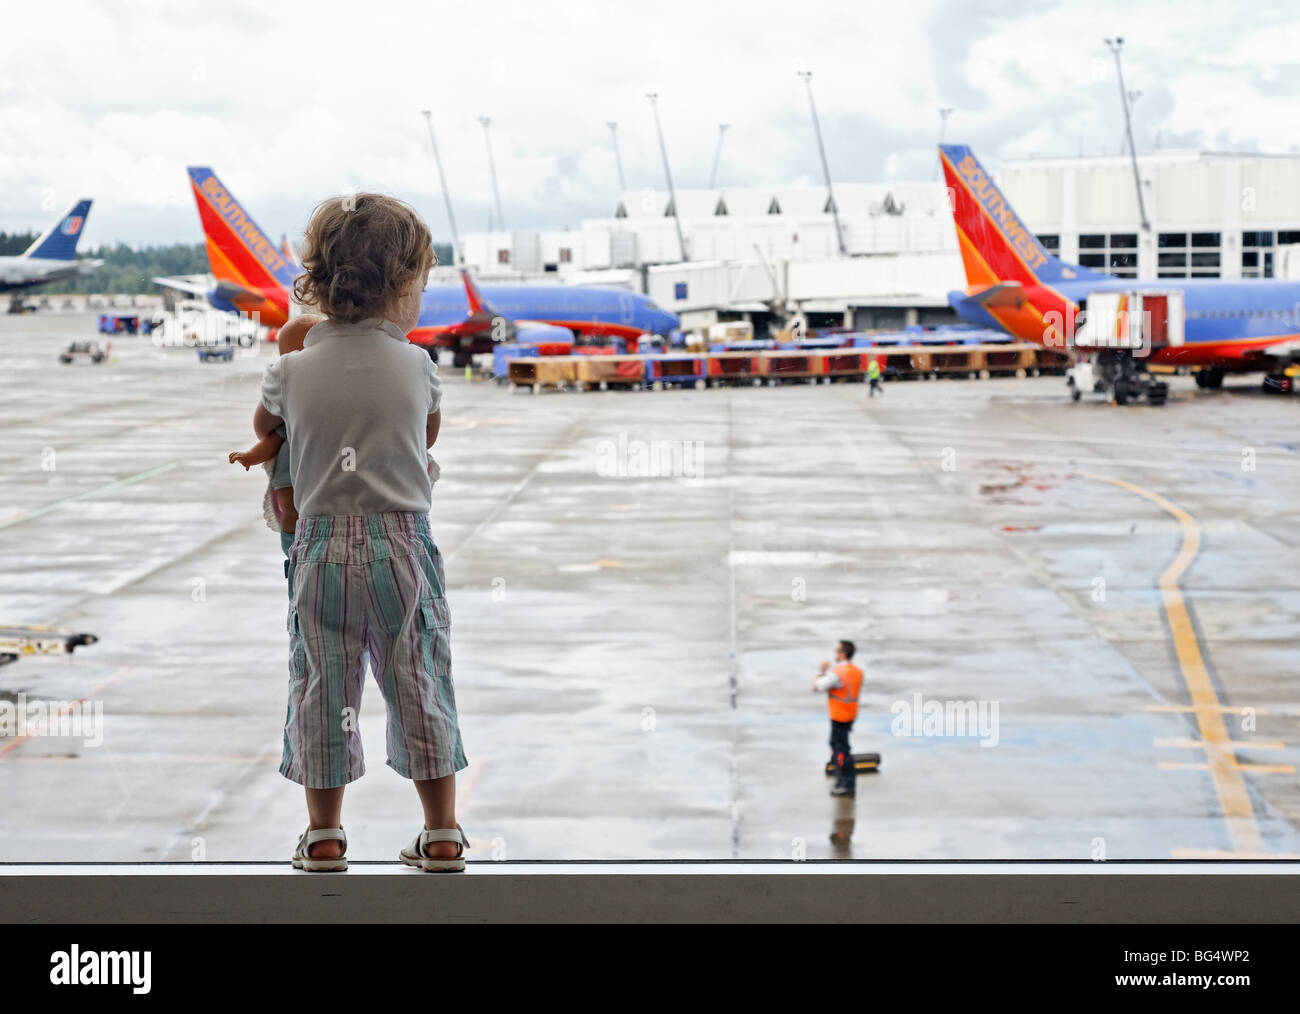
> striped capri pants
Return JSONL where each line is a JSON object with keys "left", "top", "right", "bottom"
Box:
{"left": 280, "top": 511, "right": 468, "bottom": 789}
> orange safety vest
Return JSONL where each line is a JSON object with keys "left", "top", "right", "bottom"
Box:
{"left": 827, "top": 663, "right": 863, "bottom": 722}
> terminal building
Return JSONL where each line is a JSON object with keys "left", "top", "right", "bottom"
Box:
{"left": 441, "top": 149, "right": 1300, "bottom": 336}
{"left": 997, "top": 149, "right": 1300, "bottom": 282}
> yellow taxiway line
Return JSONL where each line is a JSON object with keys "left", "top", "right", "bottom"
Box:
{"left": 1085, "top": 473, "right": 1267, "bottom": 855}
{"left": 1154, "top": 738, "right": 1284, "bottom": 751}
{"left": 0, "top": 666, "right": 131, "bottom": 758}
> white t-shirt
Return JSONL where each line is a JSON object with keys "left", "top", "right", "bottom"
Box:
{"left": 259, "top": 317, "right": 441, "bottom": 518}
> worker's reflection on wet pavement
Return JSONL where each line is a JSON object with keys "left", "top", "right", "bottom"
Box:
{"left": 829, "top": 796, "right": 855, "bottom": 858}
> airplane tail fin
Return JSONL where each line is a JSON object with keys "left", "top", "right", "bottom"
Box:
{"left": 280, "top": 234, "right": 301, "bottom": 270}
{"left": 939, "top": 144, "right": 1104, "bottom": 290}
{"left": 186, "top": 167, "right": 298, "bottom": 295}
{"left": 459, "top": 267, "right": 516, "bottom": 341}
{"left": 23, "top": 200, "right": 92, "bottom": 261}
{"left": 460, "top": 268, "right": 491, "bottom": 317}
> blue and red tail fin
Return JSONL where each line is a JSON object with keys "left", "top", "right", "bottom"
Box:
{"left": 939, "top": 144, "right": 1105, "bottom": 290}
{"left": 186, "top": 167, "right": 298, "bottom": 296}
{"left": 24, "top": 200, "right": 92, "bottom": 260}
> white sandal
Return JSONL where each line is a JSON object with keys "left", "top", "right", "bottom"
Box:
{"left": 400, "top": 824, "right": 469, "bottom": 873}
{"left": 293, "top": 827, "right": 348, "bottom": 872}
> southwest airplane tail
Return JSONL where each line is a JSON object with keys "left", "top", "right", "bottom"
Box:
{"left": 939, "top": 143, "right": 1105, "bottom": 342}
{"left": 940, "top": 145, "right": 1105, "bottom": 291}
{"left": 184, "top": 167, "right": 295, "bottom": 326}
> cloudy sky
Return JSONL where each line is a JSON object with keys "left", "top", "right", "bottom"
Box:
{"left": 2, "top": 0, "right": 1297, "bottom": 248}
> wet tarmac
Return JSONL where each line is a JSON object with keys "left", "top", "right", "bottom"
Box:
{"left": 1, "top": 313, "right": 1297, "bottom": 861}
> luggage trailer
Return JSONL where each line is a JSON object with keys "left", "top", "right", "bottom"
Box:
{"left": 498, "top": 342, "right": 1068, "bottom": 392}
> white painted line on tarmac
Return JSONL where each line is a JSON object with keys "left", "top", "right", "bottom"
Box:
{"left": 0, "top": 461, "right": 180, "bottom": 530}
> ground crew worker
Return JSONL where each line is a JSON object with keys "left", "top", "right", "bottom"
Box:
{"left": 812, "top": 640, "right": 864, "bottom": 797}
{"left": 867, "top": 358, "right": 883, "bottom": 397}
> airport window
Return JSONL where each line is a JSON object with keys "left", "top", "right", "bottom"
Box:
{"left": 1157, "top": 233, "right": 1219, "bottom": 278}
{"left": 1076, "top": 233, "right": 1136, "bottom": 277}
{"left": 1242, "top": 232, "right": 1277, "bottom": 278}
{"left": 17, "top": 22, "right": 1300, "bottom": 980}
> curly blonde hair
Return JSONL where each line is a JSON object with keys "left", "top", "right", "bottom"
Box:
{"left": 292, "top": 193, "right": 435, "bottom": 323}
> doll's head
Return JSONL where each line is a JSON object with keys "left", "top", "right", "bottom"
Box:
{"left": 276, "top": 313, "right": 321, "bottom": 355}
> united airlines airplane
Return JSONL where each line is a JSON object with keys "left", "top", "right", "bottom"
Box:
{"left": 0, "top": 200, "right": 100, "bottom": 293}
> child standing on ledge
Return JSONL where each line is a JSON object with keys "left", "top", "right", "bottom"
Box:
{"left": 253, "top": 194, "right": 469, "bottom": 872}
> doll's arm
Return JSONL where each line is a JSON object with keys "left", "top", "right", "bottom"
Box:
{"left": 229, "top": 430, "right": 284, "bottom": 470}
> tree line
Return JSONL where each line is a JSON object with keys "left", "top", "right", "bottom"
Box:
{"left": 0, "top": 231, "right": 210, "bottom": 294}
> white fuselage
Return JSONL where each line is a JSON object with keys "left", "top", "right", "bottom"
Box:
{"left": 0, "top": 256, "right": 98, "bottom": 292}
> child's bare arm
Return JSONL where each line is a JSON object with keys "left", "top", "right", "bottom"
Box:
{"left": 426, "top": 409, "right": 441, "bottom": 448}
{"left": 229, "top": 430, "right": 284, "bottom": 470}
{"left": 254, "top": 401, "right": 283, "bottom": 441}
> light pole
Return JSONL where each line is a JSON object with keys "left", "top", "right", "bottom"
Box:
{"left": 1118, "top": 90, "right": 1141, "bottom": 155}
{"left": 1104, "top": 37, "right": 1150, "bottom": 232}
{"left": 421, "top": 109, "right": 463, "bottom": 267}
{"left": 709, "top": 123, "right": 730, "bottom": 190}
{"left": 479, "top": 116, "right": 506, "bottom": 233}
{"left": 798, "top": 71, "right": 846, "bottom": 256}
{"left": 935, "top": 106, "right": 953, "bottom": 180}
{"left": 647, "top": 92, "right": 688, "bottom": 262}
{"left": 607, "top": 121, "right": 627, "bottom": 193}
